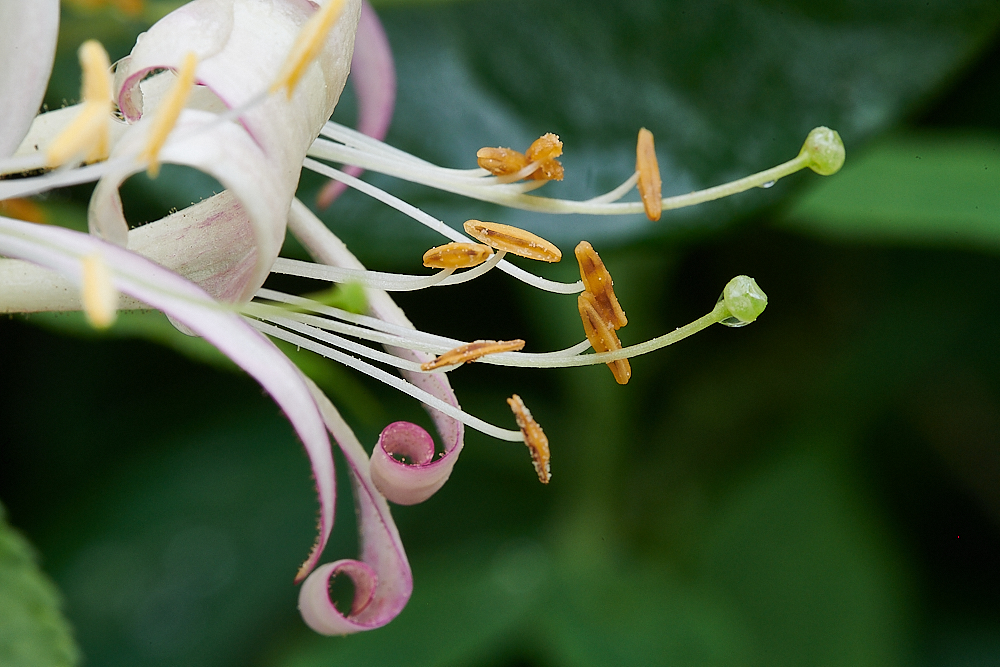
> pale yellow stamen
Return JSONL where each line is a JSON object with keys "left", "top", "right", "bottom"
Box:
{"left": 477, "top": 134, "right": 564, "bottom": 182}
{"left": 421, "top": 339, "right": 526, "bottom": 371}
{"left": 575, "top": 241, "right": 627, "bottom": 330}
{"left": 636, "top": 128, "right": 662, "bottom": 222}
{"left": 463, "top": 219, "right": 562, "bottom": 263}
{"left": 271, "top": 0, "right": 347, "bottom": 98}
{"left": 140, "top": 52, "right": 198, "bottom": 178}
{"left": 578, "top": 291, "right": 631, "bottom": 385}
{"left": 422, "top": 242, "right": 493, "bottom": 269}
{"left": 46, "top": 41, "right": 113, "bottom": 167}
{"left": 507, "top": 394, "right": 551, "bottom": 484}
{"left": 81, "top": 253, "right": 118, "bottom": 329}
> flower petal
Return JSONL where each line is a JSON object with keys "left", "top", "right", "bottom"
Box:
{"left": 288, "top": 199, "right": 465, "bottom": 505}
{"left": 0, "top": 0, "right": 59, "bottom": 158}
{"left": 0, "top": 215, "right": 336, "bottom": 581}
{"left": 317, "top": 0, "right": 396, "bottom": 208}
{"left": 299, "top": 379, "right": 412, "bottom": 635}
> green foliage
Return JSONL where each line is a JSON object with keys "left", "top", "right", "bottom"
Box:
{"left": 0, "top": 505, "right": 79, "bottom": 667}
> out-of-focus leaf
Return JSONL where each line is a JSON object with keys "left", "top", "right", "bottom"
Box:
{"left": 309, "top": 0, "right": 1000, "bottom": 266}
{"left": 0, "top": 504, "right": 79, "bottom": 667}
{"left": 781, "top": 132, "right": 1000, "bottom": 251}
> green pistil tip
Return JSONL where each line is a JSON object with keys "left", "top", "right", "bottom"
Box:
{"left": 719, "top": 275, "right": 767, "bottom": 328}
{"left": 799, "top": 126, "right": 845, "bottom": 176}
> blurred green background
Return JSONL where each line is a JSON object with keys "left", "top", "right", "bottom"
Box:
{"left": 2, "top": 0, "right": 1000, "bottom": 665}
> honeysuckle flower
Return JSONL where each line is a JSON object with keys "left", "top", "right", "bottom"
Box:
{"left": 0, "top": 0, "right": 846, "bottom": 637}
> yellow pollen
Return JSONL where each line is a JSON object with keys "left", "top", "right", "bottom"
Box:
{"left": 81, "top": 253, "right": 119, "bottom": 329}
{"left": 476, "top": 147, "right": 529, "bottom": 176}
{"left": 575, "top": 241, "right": 627, "bottom": 330}
{"left": 140, "top": 52, "right": 198, "bottom": 179}
{"left": 507, "top": 394, "right": 551, "bottom": 484}
{"left": 422, "top": 242, "right": 493, "bottom": 269}
{"left": 46, "top": 40, "right": 113, "bottom": 167}
{"left": 463, "top": 219, "right": 562, "bottom": 263}
{"left": 578, "top": 291, "right": 631, "bottom": 385}
{"left": 636, "top": 128, "right": 662, "bottom": 222}
{"left": 421, "top": 339, "right": 526, "bottom": 371}
{"left": 0, "top": 199, "right": 47, "bottom": 225}
{"left": 476, "top": 133, "right": 564, "bottom": 181}
{"left": 271, "top": 0, "right": 347, "bottom": 98}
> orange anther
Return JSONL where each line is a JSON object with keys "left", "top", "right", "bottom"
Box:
{"left": 574, "top": 241, "right": 627, "bottom": 330}
{"left": 528, "top": 159, "right": 565, "bottom": 182}
{"left": 578, "top": 291, "right": 631, "bottom": 385}
{"left": 422, "top": 242, "right": 493, "bottom": 269}
{"left": 463, "top": 220, "right": 562, "bottom": 263}
{"left": 507, "top": 394, "right": 551, "bottom": 484}
{"left": 525, "top": 133, "right": 563, "bottom": 162}
{"left": 636, "top": 128, "right": 662, "bottom": 222}
{"left": 420, "top": 339, "right": 526, "bottom": 371}
{"left": 477, "top": 147, "right": 529, "bottom": 176}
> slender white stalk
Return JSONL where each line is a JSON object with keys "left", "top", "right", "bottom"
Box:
{"left": 248, "top": 317, "right": 524, "bottom": 441}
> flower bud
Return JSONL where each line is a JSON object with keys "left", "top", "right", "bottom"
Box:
{"left": 718, "top": 275, "right": 767, "bottom": 327}
{"left": 798, "top": 126, "right": 845, "bottom": 176}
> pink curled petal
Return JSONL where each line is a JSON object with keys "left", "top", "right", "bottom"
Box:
{"left": 0, "top": 216, "right": 335, "bottom": 582}
{"left": 0, "top": 0, "right": 59, "bottom": 158}
{"left": 317, "top": 0, "right": 396, "bottom": 208}
{"left": 371, "top": 421, "right": 458, "bottom": 505}
{"left": 288, "top": 201, "right": 466, "bottom": 503}
{"left": 301, "top": 380, "right": 412, "bottom": 635}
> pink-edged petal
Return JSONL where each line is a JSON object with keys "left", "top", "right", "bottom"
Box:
{"left": 88, "top": 109, "right": 287, "bottom": 302}
{"left": 370, "top": 421, "right": 448, "bottom": 505}
{"left": 299, "top": 380, "right": 412, "bottom": 635}
{"left": 288, "top": 199, "right": 465, "bottom": 505}
{"left": 0, "top": 215, "right": 335, "bottom": 581}
{"left": 317, "top": 0, "right": 396, "bottom": 208}
{"left": 0, "top": 0, "right": 59, "bottom": 158}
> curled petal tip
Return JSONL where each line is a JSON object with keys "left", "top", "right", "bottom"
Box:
{"left": 370, "top": 421, "right": 457, "bottom": 505}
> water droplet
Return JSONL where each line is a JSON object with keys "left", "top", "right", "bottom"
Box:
{"left": 720, "top": 316, "right": 750, "bottom": 328}
{"left": 760, "top": 180, "right": 776, "bottom": 189}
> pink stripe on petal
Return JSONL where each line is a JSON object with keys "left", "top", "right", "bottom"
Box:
{"left": 317, "top": 0, "right": 396, "bottom": 208}
{"left": 0, "top": 215, "right": 336, "bottom": 582}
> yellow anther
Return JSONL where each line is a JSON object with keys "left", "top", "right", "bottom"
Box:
{"left": 140, "top": 51, "right": 198, "bottom": 178}
{"left": 507, "top": 394, "right": 551, "bottom": 484}
{"left": 271, "top": 0, "right": 347, "bottom": 98}
{"left": 422, "top": 242, "right": 493, "bottom": 269}
{"left": 463, "top": 219, "right": 562, "bottom": 263}
{"left": 0, "top": 199, "right": 46, "bottom": 225}
{"left": 421, "top": 339, "right": 526, "bottom": 371}
{"left": 46, "top": 41, "right": 113, "bottom": 167}
{"left": 578, "top": 291, "right": 631, "bottom": 385}
{"left": 636, "top": 128, "right": 662, "bottom": 222}
{"left": 574, "top": 241, "right": 627, "bottom": 330}
{"left": 476, "top": 147, "right": 529, "bottom": 176}
{"left": 525, "top": 133, "right": 563, "bottom": 162}
{"left": 81, "top": 253, "right": 119, "bottom": 329}
{"left": 476, "top": 133, "right": 564, "bottom": 181}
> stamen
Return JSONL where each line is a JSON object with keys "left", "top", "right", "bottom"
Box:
{"left": 507, "top": 394, "right": 551, "bottom": 484}
{"left": 271, "top": 0, "right": 347, "bottom": 98}
{"left": 636, "top": 128, "right": 662, "bottom": 221}
{"left": 525, "top": 133, "right": 563, "bottom": 162}
{"left": 577, "top": 291, "right": 631, "bottom": 384}
{"left": 422, "top": 242, "right": 493, "bottom": 269}
{"left": 81, "top": 252, "right": 118, "bottom": 329}
{"left": 463, "top": 220, "right": 562, "bottom": 263}
{"left": 420, "top": 339, "right": 526, "bottom": 371}
{"left": 575, "top": 241, "right": 627, "bottom": 330}
{"left": 46, "top": 41, "right": 113, "bottom": 167}
{"left": 476, "top": 147, "right": 529, "bottom": 176}
{"left": 140, "top": 52, "right": 198, "bottom": 178}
